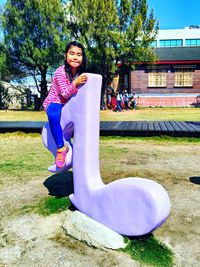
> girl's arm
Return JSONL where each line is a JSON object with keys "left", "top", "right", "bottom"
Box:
{"left": 55, "top": 70, "right": 87, "bottom": 100}
{"left": 54, "top": 70, "right": 78, "bottom": 100}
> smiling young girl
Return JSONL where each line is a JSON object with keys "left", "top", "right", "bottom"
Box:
{"left": 43, "top": 41, "right": 88, "bottom": 168}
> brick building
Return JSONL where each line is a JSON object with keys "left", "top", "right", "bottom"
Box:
{"left": 120, "top": 27, "right": 200, "bottom": 107}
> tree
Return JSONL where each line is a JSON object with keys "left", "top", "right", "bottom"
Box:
{"left": 116, "top": 0, "right": 158, "bottom": 64}
{"left": 68, "top": 0, "right": 119, "bottom": 108}
{"left": 0, "top": 43, "right": 8, "bottom": 80}
{"left": 0, "top": 41, "right": 27, "bottom": 82}
{"left": 2, "top": 0, "right": 68, "bottom": 108}
{"left": 67, "top": 0, "right": 158, "bottom": 108}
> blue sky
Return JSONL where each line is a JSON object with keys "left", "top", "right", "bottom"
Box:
{"left": 0, "top": 0, "right": 199, "bottom": 30}
{"left": 0, "top": 0, "right": 5, "bottom": 6}
{"left": 148, "top": 0, "right": 200, "bottom": 29}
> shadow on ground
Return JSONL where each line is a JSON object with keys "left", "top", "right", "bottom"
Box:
{"left": 43, "top": 171, "right": 74, "bottom": 197}
{"left": 189, "top": 176, "right": 200, "bottom": 185}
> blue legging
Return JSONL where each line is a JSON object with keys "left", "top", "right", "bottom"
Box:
{"left": 46, "top": 103, "right": 64, "bottom": 149}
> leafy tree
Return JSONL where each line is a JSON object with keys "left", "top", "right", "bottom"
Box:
{"left": 0, "top": 41, "right": 26, "bottom": 82}
{"left": 0, "top": 5, "right": 30, "bottom": 82}
{"left": 116, "top": 0, "right": 158, "bottom": 64}
{"left": 0, "top": 43, "right": 7, "bottom": 80}
{"left": 68, "top": 0, "right": 119, "bottom": 107}
{"left": 2, "top": 0, "right": 68, "bottom": 108}
{"left": 67, "top": 0, "right": 158, "bottom": 107}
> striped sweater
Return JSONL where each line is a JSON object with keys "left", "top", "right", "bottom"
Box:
{"left": 43, "top": 65, "right": 78, "bottom": 110}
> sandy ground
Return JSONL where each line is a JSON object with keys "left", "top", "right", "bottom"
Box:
{"left": 0, "top": 178, "right": 139, "bottom": 267}
{"left": 154, "top": 177, "right": 200, "bottom": 267}
{"left": 0, "top": 154, "right": 200, "bottom": 266}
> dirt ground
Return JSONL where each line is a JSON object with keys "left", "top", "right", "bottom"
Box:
{"left": 0, "top": 175, "right": 200, "bottom": 267}
{"left": 0, "top": 140, "right": 200, "bottom": 266}
{"left": 0, "top": 177, "right": 139, "bottom": 267}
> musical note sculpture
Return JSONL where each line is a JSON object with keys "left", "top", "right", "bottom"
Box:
{"left": 42, "top": 74, "right": 171, "bottom": 236}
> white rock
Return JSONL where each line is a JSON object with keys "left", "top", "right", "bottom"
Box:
{"left": 62, "top": 210, "right": 127, "bottom": 250}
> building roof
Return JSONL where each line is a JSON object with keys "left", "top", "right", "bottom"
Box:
{"left": 154, "top": 47, "right": 200, "bottom": 61}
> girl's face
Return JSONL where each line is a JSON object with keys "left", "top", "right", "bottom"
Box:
{"left": 65, "top": 45, "right": 83, "bottom": 73}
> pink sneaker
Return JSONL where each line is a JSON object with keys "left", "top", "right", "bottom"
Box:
{"left": 55, "top": 144, "right": 68, "bottom": 168}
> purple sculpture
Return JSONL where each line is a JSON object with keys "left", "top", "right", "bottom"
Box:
{"left": 42, "top": 73, "right": 170, "bottom": 236}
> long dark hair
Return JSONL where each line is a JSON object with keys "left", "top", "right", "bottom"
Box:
{"left": 64, "top": 41, "right": 87, "bottom": 82}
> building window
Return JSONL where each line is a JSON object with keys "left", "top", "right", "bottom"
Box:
{"left": 159, "top": 39, "right": 183, "bottom": 47}
{"left": 174, "top": 69, "right": 193, "bottom": 87}
{"left": 185, "top": 39, "right": 200, "bottom": 46}
{"left": 150, "top": 40, "right": 157, "bottom": 47}
{"left": 148, "top": 70, "right": 166, "bottom": 87}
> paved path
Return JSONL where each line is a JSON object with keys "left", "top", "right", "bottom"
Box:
{"left": 0, "top": 121, "right": 200, "bottom": 137}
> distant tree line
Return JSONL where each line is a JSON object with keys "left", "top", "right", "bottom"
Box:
{"left": 0, "top": 0, "right": 158, "bottom": 109}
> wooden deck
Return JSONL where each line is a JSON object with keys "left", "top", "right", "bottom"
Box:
{"left": 0, "top": 121, "right": 200, "bottom": 137}
{"left": 100, "top": 121, "right": 200, "bottom": 137}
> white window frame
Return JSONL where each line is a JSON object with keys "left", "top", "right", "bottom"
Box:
{"left": 174, "top": 69, "right": 193, "bottom": 87}
{"left": 148, "top": 69, "right": 167, "bottom": 88}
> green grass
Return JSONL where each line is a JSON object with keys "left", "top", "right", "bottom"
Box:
{"left": 100, "top": 135, "right": 200, "bottom": 143}
{"left": 2, "top": 133, "right": 199, "bottom": 266}
{"left": 122, "top": 235, "right": 174, "bottom": 267}
{"left": 0, "top": 132, "right": 52, "bottom": 188}
{"left": 0, "top": 107, "right": 200, "bottom": 121}
{"left": 0, "top": 110, "right": 47, "bottom": 121}
{"left": 100, "top": 107, "right": 200, "bottom": 121}
{"left": 21, "top": 196, "right": 71, "bottom": 216}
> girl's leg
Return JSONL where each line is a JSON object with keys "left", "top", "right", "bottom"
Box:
{"left": 46, "top": 103, "right": 68, "bottom": 168}
{"left": 46, "top": 103, "right": 64, "bottom": 148}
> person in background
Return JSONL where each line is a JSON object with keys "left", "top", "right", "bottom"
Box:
{"left": 116, "top": 90, "right": 123, "bottom": 112}
{"left": 131, "top": 92, "right": 137, "bottom": 109}
{"left": 43, "top": 41, "right": 88, "bottom": 168}
{"left": 106, "top": 84, "right": 113, "bottom": 109}
{"left": 123, "top": 90, "right": 129, "bottom": 110}
{"left": 111, "top": 91, "right": 116, "bottom": 111}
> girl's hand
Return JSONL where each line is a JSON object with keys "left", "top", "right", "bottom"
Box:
{"left": 73, "top": 73, "right": 88, "bottom": 88}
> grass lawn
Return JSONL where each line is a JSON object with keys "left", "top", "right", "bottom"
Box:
{"left": 1, "top": 133, "right": 200, "bottom": 266}
{"left": 0, "top": 107, "right": 200, "bottom": 121}
{"left": 1, "top": 132, "right": 199, "bottom": 189}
